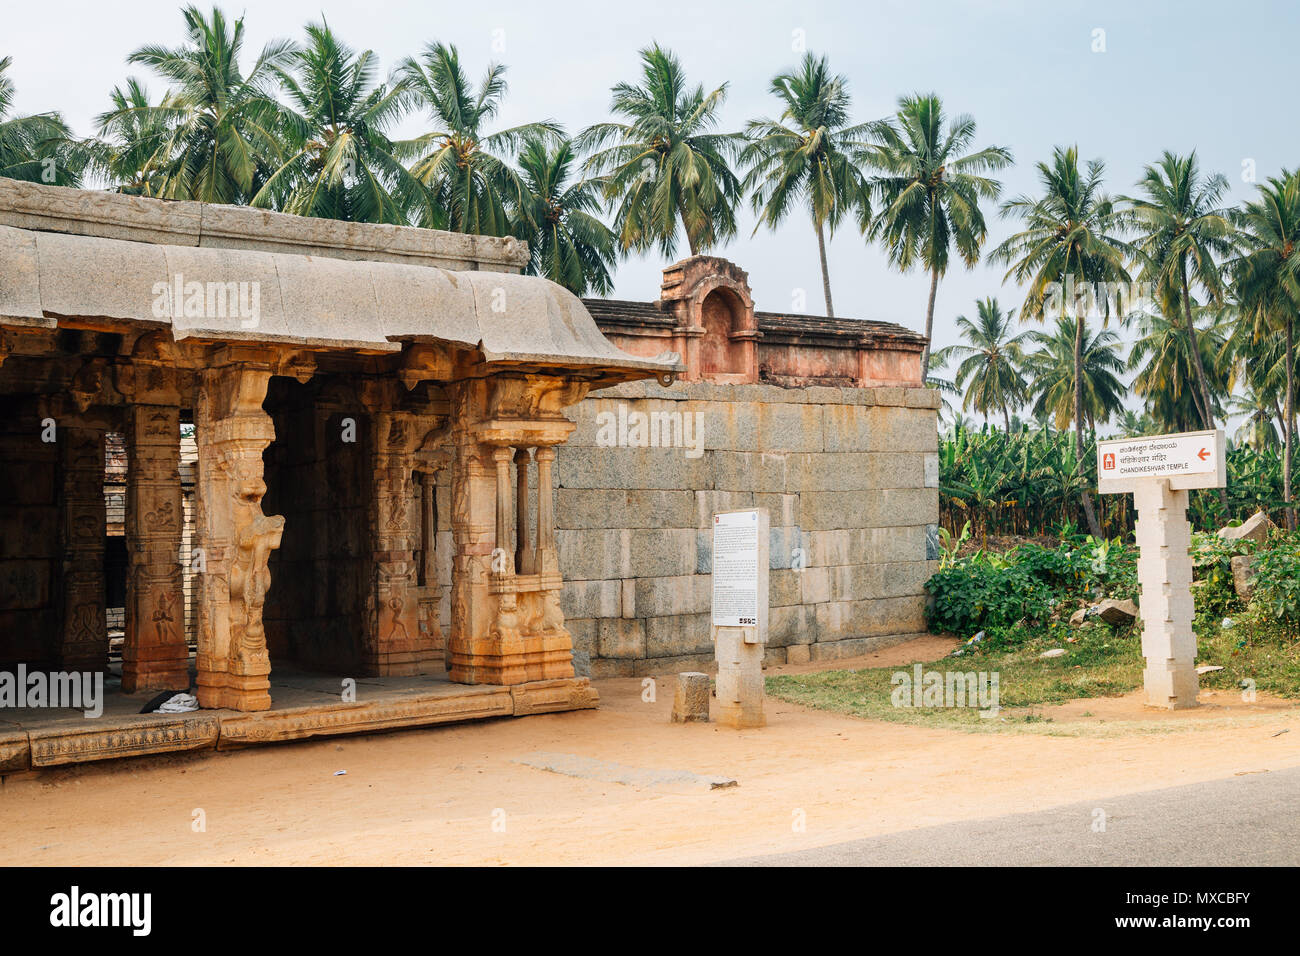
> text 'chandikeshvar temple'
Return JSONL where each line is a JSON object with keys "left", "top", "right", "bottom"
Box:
{"left": 0, "top": 179, "right": 937, "bottom": 768}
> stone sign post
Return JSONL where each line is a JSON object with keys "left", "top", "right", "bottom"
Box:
{"left": 1097, "top": 429, "right": 1226, "bottom": 709}
{"left": 711, "top": 508, "right": 769, "bottom": 728}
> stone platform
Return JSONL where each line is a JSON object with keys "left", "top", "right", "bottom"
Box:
{"left": 0, "top": 663, "right": 597, "bottom": 772}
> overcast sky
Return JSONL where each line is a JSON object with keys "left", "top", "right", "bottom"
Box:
{"left": 7, "top": 0, "right": 1298, "bottom": 424}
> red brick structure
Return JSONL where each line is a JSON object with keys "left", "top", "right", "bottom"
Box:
{"left": 584, "top": 256, "right": 926, "bottom": 388}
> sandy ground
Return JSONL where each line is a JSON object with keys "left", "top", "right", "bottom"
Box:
{"left": 2, "top": 635, "right": 1298, "bottom": 866}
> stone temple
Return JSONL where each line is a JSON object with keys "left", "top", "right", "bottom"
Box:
{"left": 0, "top": 179, "right": 937, "bottom": 767}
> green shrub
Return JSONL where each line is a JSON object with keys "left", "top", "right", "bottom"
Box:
{"left": 925, "top": 538, "right": 1138, "bottom": 638}
{"left": 1251, "top": 534, "right": 1300, "bottom": 631}
{"left": 1191, "top": 532, "right": 1252, "bottom": 620}
{"left": 925, "top": 559, "right": 1056, "bottom": 635}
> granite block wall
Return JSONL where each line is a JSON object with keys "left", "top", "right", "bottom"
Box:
{"left": 550, "top": 380, "right": 941, "bottom": 677}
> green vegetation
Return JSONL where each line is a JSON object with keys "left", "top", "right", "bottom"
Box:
{"left": 772, "top": 528, "right": 1300, "bottom": 731}
{"left": 768, "top": 626, "right": 1145, "bottom": 731}
{"left": 939, "top": 427, "right": 1289, "bottom": 540}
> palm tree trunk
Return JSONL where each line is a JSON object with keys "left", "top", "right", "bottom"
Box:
{"left": 1003, "top": 407, "right": 1010, "bottom": 434}
{"left": 1286, "top": 315, "right": 1296, "bottom": 530}
{"left": 1180, "top": 261, "right": 1231, "bottom": 513}
{"left": 921, "top": 267, "right": 939, "bottom": 378}
{"left": 1074, "top": 313, "right": 1103, "bottom": 538}
{"left": 816, "top": 219, "right": 834, "bottom": 318}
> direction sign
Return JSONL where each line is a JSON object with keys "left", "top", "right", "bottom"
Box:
{"left": 1097, "top": 429, "right": 1226, "bottom": 493}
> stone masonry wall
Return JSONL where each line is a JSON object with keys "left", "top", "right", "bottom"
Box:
{"left": 551, "top": 380, "right": 941, "bottom": 678}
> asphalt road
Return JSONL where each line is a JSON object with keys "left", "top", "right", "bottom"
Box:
{"left": 725, "top": 764, "right": 1300, "bottom": 866}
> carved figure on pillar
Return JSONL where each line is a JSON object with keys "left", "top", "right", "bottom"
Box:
{"left": 194, "top": 358, "right": 282, "bottom": 711}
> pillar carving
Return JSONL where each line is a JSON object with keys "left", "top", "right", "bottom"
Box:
{"left": 362, "top": 395, "right": 441, "bottom": 676}
{"left": 120, "top": 372, "right": 188, "bottom": 692}
{"left": 194, "top": 361, "right": 283, "bottom": 711}
{"left": 446, "top": 374, "right": 586, "bottom": 685}
{"left": 59, "top": 424, "right": 108, "bottom": 671}
{"left": 414, "top": 451, "right": 448, "bottom": 661}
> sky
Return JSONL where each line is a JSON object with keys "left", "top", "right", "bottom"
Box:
{"left": 6, "top": 0, "right": 1299, "bottom": 427}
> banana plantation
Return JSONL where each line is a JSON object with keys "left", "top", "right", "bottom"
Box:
{"left": 940, "top": 425, "right": 1289, "bottom": 542}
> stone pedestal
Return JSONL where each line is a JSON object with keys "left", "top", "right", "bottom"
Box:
{"left": 714, "top": 628, "right": 766, "bottom": 728}
{"left": 1133, "top": 480, "right": 1199, "bottom": 709}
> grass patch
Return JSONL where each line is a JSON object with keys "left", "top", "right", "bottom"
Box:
{"left": 768, "top": 615, "right": 1300, "bottom": 733}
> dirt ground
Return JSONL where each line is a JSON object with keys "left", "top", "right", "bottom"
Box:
{"left": 2, "top": 635, "right": 1297, "bottom": 866}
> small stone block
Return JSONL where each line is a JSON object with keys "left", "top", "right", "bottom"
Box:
{"left": 670, "top": 671, "right": 711, "bottom": 723}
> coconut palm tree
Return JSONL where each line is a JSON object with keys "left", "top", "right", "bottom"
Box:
{"left": 1128, "top": 306, "right": 1232, "bottom": 434}
{"left": 930, "top": 296, "right": 1030, "bottom": 432}
{"left": 991, "top": 146, "right": 1132, "bottom": 536}
{"left": 1024, "top": 315, "right": 1127, "bottom": 438}
{"left": 93, "top": 78, "right": 177, "bottom": 195}
{"left": 1231, "top": 169, "right": 1300, "bottom": 527}
{"left": 1114, "top": 408, "right": 1158, "bottom": 439}
{"left": 578, "top": 44, "right": 742, "bottom": 258}
{"left": 394, "top": 41, "right": 560, "bottom": 234}
{"left": 866, "top": 93, "right": 1012, "bottom": 372}
{"left": 0, "top": 56, "right": 86, "bottom": 185}
{"left": 251, "top": 20, "right": 424, "bottom": 223}
{"left": 739, "top": 52, "right": 872, "bottom": 316}
{"left": 1228, "top": 385, "right": 1282, "bottom": 452}
{"left": 512, "top": 135, "right": 617, "bottom": 295}
{"left": 1125, "top": 151, "right": 1236, "bottom": 433}
{"left": 126, "top": 4, "right": 297, "bottom": 203}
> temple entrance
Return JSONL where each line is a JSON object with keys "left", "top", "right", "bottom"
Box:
{"left": 263, "top": 375, "right": 370, "bottom": 675}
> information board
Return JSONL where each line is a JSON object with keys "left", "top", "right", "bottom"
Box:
{"left": 711, "top": 510, "right": 759, "bottom": 627}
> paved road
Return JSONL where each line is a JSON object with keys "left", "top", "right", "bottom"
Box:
{"left": 726, "top": 764, "right": 1300, "bottom": 866}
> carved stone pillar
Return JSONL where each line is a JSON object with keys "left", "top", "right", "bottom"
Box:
{"left": 59, "top": 425, "right": 108, "bottom": 671}
{"left": 534, "top": 446, "right": 557, "bottom": 575}
{"left": 122, "top": 402, "right": 188, "bottom": 692}
{"left": 194, "top": 358, "right": 283, "bottom": 711}
{"left": 414, "top": 460, "right": 446, "bottom": 659}
{"left": 362, "top": 399, "right": 439, "bottom": 676}
{"left": 447, "top": 379, "right": 502, "bottom": 684}
{"left": 447, "top": 374, "right": 586, "bottom": 685}
{"left": 419, "top": 469, "right": 436, "bottom": 587}
{"left": 514, "top": 447, "right": 534, "bottom": 575}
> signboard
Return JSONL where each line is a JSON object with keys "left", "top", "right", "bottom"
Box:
{"left": 1097, "top": 428, "right": 1226, "bottom": 493}
{"left": 711, "top": 510, "right": 759, "bottom": 627}
{"left": 1095, "top": 429, "right": 1226, "bottom": 709}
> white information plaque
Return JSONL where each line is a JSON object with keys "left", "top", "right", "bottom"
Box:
{"left": 711, "top": 510, "right": 759, "bottom": 627}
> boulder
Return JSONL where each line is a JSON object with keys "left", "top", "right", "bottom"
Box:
{"left": 1095, "top": 598, "right": 1139, "bottom": 626}
{"left": 1219, "top": 511, "right": 1277, "bottom": 545}
{"left": 1231, "top": 554, "right": 1259, "bottom": 602}
{"left": 1069, "top": 607, "right": 1089, "bottom": 626}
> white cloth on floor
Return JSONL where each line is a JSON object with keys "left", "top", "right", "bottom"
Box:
{"left": 155, "top": 692, "right": 199, "bottom": 713}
